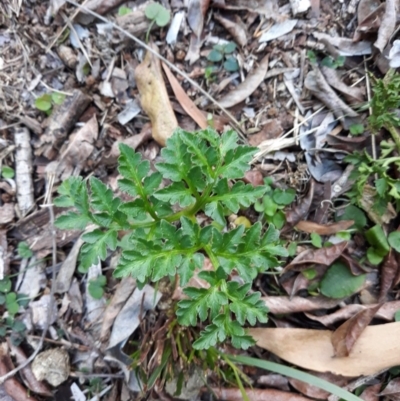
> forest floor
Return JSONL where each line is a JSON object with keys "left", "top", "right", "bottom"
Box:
{"left": 1, "top": 0, "right": 400, "bottom": 400}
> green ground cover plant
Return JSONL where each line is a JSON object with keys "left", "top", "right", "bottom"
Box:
{"left": 54, "top": 127, "right": 287, "bottom": 350}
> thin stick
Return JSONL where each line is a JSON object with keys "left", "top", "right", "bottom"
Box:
{"left": 64, "top": 0, "right": 245, "bottom": 138}
{"left": 0, "top": 174, "right": 58, "bottom": 384}
{"left": 364, "top": 57, "right": 376, "bottom": 161}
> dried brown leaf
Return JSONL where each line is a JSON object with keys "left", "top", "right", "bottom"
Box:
{"left": 306, "top": 300, "right": 400, "bottom": 326}
{"left": 289, "top": 372, "right": 348, "bottom": 400}
{"left": 379, "top": 249, "right": 399, "bottom": 302}
{"left": 355, "top": 0, "right": 384, "bottom": 40}
{"left": 331, "top": 304, "right": 381, "bottom": 357}
{"left": 257, "top": 374, "right": 290, "bottom": 391}
{"left": 162, "top": 62, "right": 208, "bottom": 129}
{"left": 217, "top": 55, "right": 269, "bottom": 108}
{"left": 295, "top": 220, "right": 354, "bottom": 236}
{"left": 340, "top": 251, "right": 369, "bottom": 275}
{"left": 305, "top": 69, "right": 358, "bottom": 127}
{"left": 360, "top": 383, "right": 381, "bottom": 401}
{"left": 0, "top": 203, "right": 15, "bottom": 225}
{"left": 8, "top": 343, "right": 52, "bottom": 397}
{"left": 374, "top": 0, "right": 397, "bottom": 52}
{"left": 243, "top": 170, "right": 264, "bottom": 186}
{"left": 0, "top": 343, "right": 39, "bottom": 401}
{"left": 249, "top": 322, "right": 400, "bottom": 376}
{"left": 210, "top": 387, "right": 313, "bottom": 401}
{"left": 135, "top": 44, "right": 178, "bottom": 146}
{"left": 380, "top": 377, "right": 400, "bottom": 399}
{"left": 187, "top": 0, "right": 210, "bottom": 37}
{"left": 284, "top": 242, "right": 348, "bottom": 272}
{"left": 320, "top": 66, "right": 365, "bottom": 104}
{"left": 214, "top": 13, "right": 248, "bottom": 47}
{"left": 262, "top": 295, "right": 341, "bottom": 314}
{"left": 100, "top": 276, "right": 136, "bottom": 342}
{"left": 248, "top": 119, "right": 283, "bottom": 147}
{"left": 211, "top": 0, "right": 282, "bottom": 18}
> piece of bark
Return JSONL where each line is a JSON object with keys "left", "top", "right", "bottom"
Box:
{"left": 10, "top": 207, "right": 80, "bottom": 253}
{"left": 36, "top": 89, "right": 91, "bottom": 160}
{"left": 14, "top": 127, "right": 34, "bottom": 217}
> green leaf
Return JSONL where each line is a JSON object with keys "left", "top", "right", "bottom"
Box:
{"left": 79, "top": 229, "right": 118, "bottom": 271}
{"left": 311, "top": 233, "right": 322, "bottom": 248}
{"left": 349, "top": 124, "right": 364, "bottom": 136}
{"left": 307, "top": 50, "right": 317, "bottom": 64}
{"left": 320, "top": 262, "right": 366, "bottom": 299}
{"left": 54, "top": 177, "right": 90, "bottom": 215}
{"left": 336, "top": 205, "right": 366, "bottom": 230}
{"left": 321, "top": 56, "right": 336, "bottom": 69}
{"left": 367, "top": 247, "right": 384, "bottom": 265}
{"left": 6, "top": 293, "right": 19, "bottom": 315}
{"left": 118, "top": 143, "right": 150, "bottom": 197}
{"left": 51, "top": 92, "right": 65, "bottom": 105}
{"left": 204, "top": 201, "right": 226, "bottom": 226}
{"left": 0, "top": 277, "right": 11, "bottom": 293}
{"left": 55, "top": 212, "right": 91, "bottom": 230}
{"left": 207, "top": 180, "right": 266, "bottom": 214}
{"left": 153, "top": 182, "right": 195, "bottom": 207}
{"left": 218, "top": 146, "right": 257, "bottom": 179}
{"left": 223, "top": 42, "right": 236, "bottom": 54}
{"left": 365, "top": 225, "right": 390, "bottom": 256}
{"left": 88, "top": 276, "right": 106, "bottom": 299}
{"left": 229, "top": 292, "right": 268, "bottom": 325}
{"left": 12, "top": 320, "right": 26, "bottom": 333}
{"left": 17, "top": 242, "right": 33, "bottom": 259}
{"left": 395, "top": 310, "right": 400, "bottom": 322}
{"left": 223, "top": 57, "right": 239, "bottom": 72}
{"left": 375, "top": 178, "right": 388, "bottom": 196}
{"left": 270, "top": 210, "right": 286, "bottom": 229}
{"left": 1, "top": 166, "right": 14, "bottom": 178}
{"left": 193, "top": 323, "right": 225, "bottom": 349}
{"left": 90, "top": 177, "right": 119, "bottom": 215}
{"left": 34, "top": 94, "right": 52, "bottom": 111}
{"left": 118, "top": 5, "right": 131, "bottom": 15}
{"left": 145, "top": 3, "right": 170, "bottom": 26}
{"left": 388, "top": 231, "right": 400, "bottom": 252}
{"left": 273, "top": 188, "right": 296, "bottom": 205}
{"left": 208, "top": 49, "right": 223, "bottom": 62}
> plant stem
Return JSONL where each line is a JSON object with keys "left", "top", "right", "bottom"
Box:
{"left": 383, "top": 124, "right": 400, "bottom": 153}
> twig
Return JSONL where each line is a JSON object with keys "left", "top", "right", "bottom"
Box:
{"left": 64, "top": 0, "right": 245, "bottom": 138}
{"left": 0, "top": 174, "right": 58, "bottom": 384}
{"left": 364, "top": 57, "right": 376, "bottom": 161}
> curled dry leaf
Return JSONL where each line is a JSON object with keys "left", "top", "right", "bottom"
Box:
{"left": 320, "top": 66, "right": 365, "bottom": 104}
{"left": 100, "top": 276, "right": 136, "bottom": 342}
{"left": 262, "top": 295, "right": 341, "bottom": 314}
{"left": 8, "top": 343, "right": 52, "bottom": 397}
{"left": 283, "top": 179, "right": 315, "bottom": 231}
{"left": 187, "top": 0, "right": 210, "bottom": 37}
{"left": 360, "top": 383, "right": 381, "bottom": 401}
{"left": 47, "top": 114, "right": 98, "bottom": 181}
{"left": 135, "top": 44, "right": 178, "bottom": 146}
{"left": 374, "top": 0, "right": 397, "bottom": 52}
{"left": 248, "top": 119, "right": 283, "bottom": 147}
{"left": 379, "top": 377, "right": 400, "bottom": 398}
{"left": 162, "top": 62, "right": 208, "bottom": 129}
{"left": 340, "top": 251, "right": 368, "bottom": 275}
{"left": 257, "top": 374, "right": 290, "bottom": 391}
{"left": 214, "top": 13, "right": 248, "bottom": 47}
{"left": 249, "top": 322, "right": 400, "bottom": 376}
{"left": 379, "top": 250, "right": 399, "bottom": 302}
{"left": 244, "top": 170, "right": 264, "bottom": 186}
{"left": 283, "top": 241, "right": 348, "bottom": 272}
{"left": 295, "top": 220, "right": 354, "bottom": 235}
{"left": 217, "top": 55, "right": 269, "bottom": 108}
{"left": 306, "top": 300, "right": 400, "bottom": 326}
{"left": 331, "top": 304, "right": 382, "bottom": 357}
{"left": 289, "top": 372, "right": 348, "bottom": 400}
{"left": 210, "top": 387, "right": 313, "bottom": 401}
{"left": 0, "top": 343, "right": 40, "bottom": 401}
{"left": 305, "top": 69, "right": 358, "bottom": 127}
{"left": 313, "top": 32, "right": 372, "bottom": 56}
{"left": 355, "top": 0, "right": 384, "bottom": 40}
{"left": 102, "top": 125, "right": 153, "bottom": 166}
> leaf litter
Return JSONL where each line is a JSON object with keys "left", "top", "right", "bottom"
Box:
{"left": 1, "top": 0, "right": 400, "bottom": 399}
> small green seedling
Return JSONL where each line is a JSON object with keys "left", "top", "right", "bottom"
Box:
{"left": 144, "top": 2, "right": 171, "bottom": 42}
{"left": 310, "top": 233, "right": 322, "bottom": 248}
{"left": 54, "top": 127, "right": 288, "bottom": 350}
{"left": 321, "top": 55, "right": 345, "bottom": 69}
{"left": 345, "top": 150, "right": 400, "bottom": 216}
{"left": 1, "top": 166, "right": 14, "bottom": 179}
{"left": 307, "top": 50, "right": 346, "bottom": 70}
{"left": 88, "top": 275, "right": 107, "bottom": 299}
{"left": 34, "top": 92, "right": 66, "bottom": 115}
{"left": 254, "top": 178, "right": 296, "bottom": 229}
{"left": 0, "top": 276, "right": 28, "bottom": 346}
{"left": 17, "top": 241, "right": 33, "bottom": 259}
{"left": 207, "top": 42, "right": 239, "bottom": 72}
{"left": 118, "top": 6, "right": 131, "bottom": 16}
{"left": 365, "top": 225, "right": 400, "bottom": 265}
{"left": 349, "top": 123, "right": 364, "bottom": 136}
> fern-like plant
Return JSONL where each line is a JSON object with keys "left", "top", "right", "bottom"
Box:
{"left": 54, "top": 128, "right": 287, "bottom": 349}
